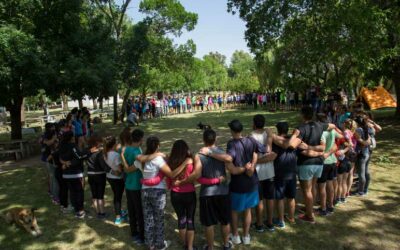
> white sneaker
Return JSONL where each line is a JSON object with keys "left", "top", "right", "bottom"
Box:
{"left": 158, "top": 240, "right": 170, "bottom": 250}
{"left": 229, "top": 234, "right": 242, "bottom": 245}
{"left": 242, "top": 234, "right": 251, "bottom": 245}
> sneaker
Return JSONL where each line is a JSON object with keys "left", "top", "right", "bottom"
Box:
{"left": 75, "top": 211, "right": 86, "bottom": 219}
{"left": 284, "top": 215, "right": 296, "bottom": 224}
{"left": 114, "top": 217, "right": 123, "bottom": 225}
{"left": 265, "top": 224, "right": 275, "bottom": 232}
{"left": 327, "top": 207, "right": 334, "bottom": 214}
{"left": 97, "top": 213, "right": 107, "bottom": 219}
{"left": 298, "top": 214, "right": 315, "bottom": 224}
{"left": 253, "top": 223, "right": 265, "bottom": 233}
{"left": 242, "top": 234, "right": 251, "bottom": 245}
{"left": 273, "top": 219, "right": 286, "bottom": 229}
{"left": 223, "top": 241, "right": 233, "bottom": 250}
{"left": 340, "top": 198, "right": 347, "bottom": 203}
{"left": 229, "top": 234, "right": 241, "bottom": 245}
{"left": 318, "top": 209, "right": 328, "bottom": 216}
{"left": 202, "top": 245, "right": 209, "bottom": 250}
{"left": 134, "top": 238, "right": 145, "bottom": 246}
{"left": 121, "top": 209, "right": 128, "bottom": 217}
{"left": 158, "top": 240, "right": 170, "bottom": 250}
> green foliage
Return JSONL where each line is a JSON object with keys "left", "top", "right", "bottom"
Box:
{"left": 227, "top": 0, "right": 400, "bottom": 105}
{"left": 202, "top": 52, "right": 228, "bottom": 91}
{"left": 0, "top": 25, "right": 45, "bottom": 107}
{"left": 229, "top": 50, "right": 259, "bottom": 92}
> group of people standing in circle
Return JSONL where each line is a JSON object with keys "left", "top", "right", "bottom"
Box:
{"left": 39, "top": 101, "right": 380, "bottom": 250}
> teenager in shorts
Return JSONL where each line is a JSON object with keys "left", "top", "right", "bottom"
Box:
{"left": 226, "top": 120, "right": 260, "bottom": 245}
{"left": 250, "top": 115, "right": 277, "bottom": 232}
{"left": 316, "top": 114, "right": 343, "bottom": 215}
{"left": 272, "top": 122, "right": 297, "bottom": 226}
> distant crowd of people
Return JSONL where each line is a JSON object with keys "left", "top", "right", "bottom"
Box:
{"left": 125, "top": 87, "right": 349, "bottom": 125}
{"left": 38, "top": 95, "right": 380, "bottom": 250}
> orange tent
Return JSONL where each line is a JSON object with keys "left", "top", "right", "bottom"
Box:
{"left": 357, "top": 86, "right": 397, "bottom": 110}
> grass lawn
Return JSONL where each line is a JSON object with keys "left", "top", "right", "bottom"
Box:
{"left": 0, "top": 109, "right": 399, "bottom": 250}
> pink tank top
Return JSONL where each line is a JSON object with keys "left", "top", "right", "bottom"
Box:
{"left": 168, "top": 163, "right": 195, "bottom": 193}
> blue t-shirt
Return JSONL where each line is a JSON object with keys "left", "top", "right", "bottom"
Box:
{"left": 72, "top": 120, "right": 83, "bottom": 136}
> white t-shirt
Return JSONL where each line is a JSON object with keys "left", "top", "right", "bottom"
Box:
{"left": 140, "top": 156, "right": 166, "bottom": 189}
{"left": 106, "top": 151, "right": 122, "bottom": 179}
{"left": 251, "top": 131, "right": 275, "bottom": 181}
{"left": 155, "top": 100, "right": 162, "bottom": 108}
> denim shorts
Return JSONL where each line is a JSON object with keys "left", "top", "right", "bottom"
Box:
{"left": 298, "top": 165, "right": 323, "bottom": 181}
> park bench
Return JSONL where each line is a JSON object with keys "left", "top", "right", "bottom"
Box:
{"left": 0, "top": 148, "right": 23, "bottom": 161}
{"left": 0, "top": 140, "right": 31, "bottom": 161}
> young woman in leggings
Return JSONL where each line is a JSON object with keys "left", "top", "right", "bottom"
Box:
{"left": 104, "top": 136, "right": 125, "bottom": 224}
{"left": 143, "top": 140, "right": 197, "bottom": 250}
{"left": 87, "top": 135, "right": 107, "bottom": 219}
{"left": 137, "top": 137, "right": 188, "bottom": 250}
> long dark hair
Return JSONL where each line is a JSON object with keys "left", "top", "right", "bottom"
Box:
{"left": 167, "top": 140, "right": 192, "bottom": 170}
{"left": 103, "top": 136, "right": 116, "bottom": 159}
{"left": 355, "top": 116, "right": 368, "bottom": 140}
{"left": 145, "top": 136, "right": 160, "bottom": 155}
{"left": 119, "top": 127, "right": 132, "bottom": 146}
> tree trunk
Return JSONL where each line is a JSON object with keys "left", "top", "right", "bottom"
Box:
{"left": 113, "top": 93, "right": 118, "bottom": 124}
{"left": 99, "top": 98, "right": 103, "bottom": 110}
{"left": 21, "top": 98, "right": 25, "bottom": 126}
{"left": 393, "top": 59, "right": 400, "bottom": 117}
{"left": 8, "top": 96, "right": 23, "bottom": 140}
{"left": 119, "top": 89, "right": 131, "bottom": 122}
{"left": 78, "top": 99, "right": 83, "bottom": 109}
{"left": 93, "top": 99, "right": 98, "bottom": 109}
{"left": 61, "top": 93, "right": 69, "bottom": 111}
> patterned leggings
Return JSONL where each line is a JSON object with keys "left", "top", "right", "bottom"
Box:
{"left": 142, "top": 189, "right": 166, "bottom": 249}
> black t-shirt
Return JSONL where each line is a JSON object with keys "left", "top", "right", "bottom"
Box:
{"left": 227, "top": 137, "right": 263, "bottom": 193}
{"left": 272, "top": 142, "right": 297, "bottom": 180}
{"left": 297, "top": 121, "right": 328, "bottom": 166}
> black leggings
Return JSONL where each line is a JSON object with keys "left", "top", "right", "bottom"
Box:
{"left": 66, "top": 178, "right": 84, "bottom": 212}
{"left": 170, "top": 191, "right": 196, "bottom": 230}
{"left": 88, "top": 174, "right": 106, "bottom": 199}
{"left": 56, "top": 171, "right": 68, "bottom": 208}
{"left": 126, "top": 189, "right": 145, "bottom": 239}
{"left": 107, "top": 178, "right": 125, "bottom": 216}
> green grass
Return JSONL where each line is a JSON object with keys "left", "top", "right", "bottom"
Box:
{"left": 0, "top": 109, "right": 399, "bottom": 250}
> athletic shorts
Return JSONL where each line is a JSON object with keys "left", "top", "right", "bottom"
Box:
{"left": 274, "top": 179, "right": 297, "bottom": 200}
{"left": 317, "top": 164, "right": 336, "bottom": 183}
{"left": 200, "top": 195, "right": 231, "bottom": 227}
{"left": 231, "top": 190, "right": 259, "bottom": 212}
{"left": 298, "top": 165, "right": 323, "bottom": 181}
{"left": 258, "top": 179, "right": 275, "bottom": 200}
{"left": 332, "top": 166, "right": 338, "bottom": 179}
{"left": 338, "top": 160, "right": 352, "bottom": 174}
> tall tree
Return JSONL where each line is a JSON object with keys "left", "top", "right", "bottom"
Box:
{"left": 229, "top": 50, "right": 259, "bottom": 92}
{"left": 0, "top": 26, "right": 45, "bottom": 139}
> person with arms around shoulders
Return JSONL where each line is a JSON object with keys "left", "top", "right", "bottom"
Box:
{"left": 250, "top": 115, "right": 277, "bottom": 232}
{"left": 120, "top": 129, "right": 146, "bottom": 245}
{"left": 272, "top": 122, "right": 298, "bottom": 226}
{"left": 86, "top": 134, "right": 107, "bottom": 219}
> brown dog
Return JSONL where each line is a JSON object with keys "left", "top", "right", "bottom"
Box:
{"left": 3, "top": 207, "right": 42, "bottom": 237}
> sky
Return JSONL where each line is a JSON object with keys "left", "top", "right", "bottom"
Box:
{"left": 124, "top": 0, "right": 250, "bottom": 62}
